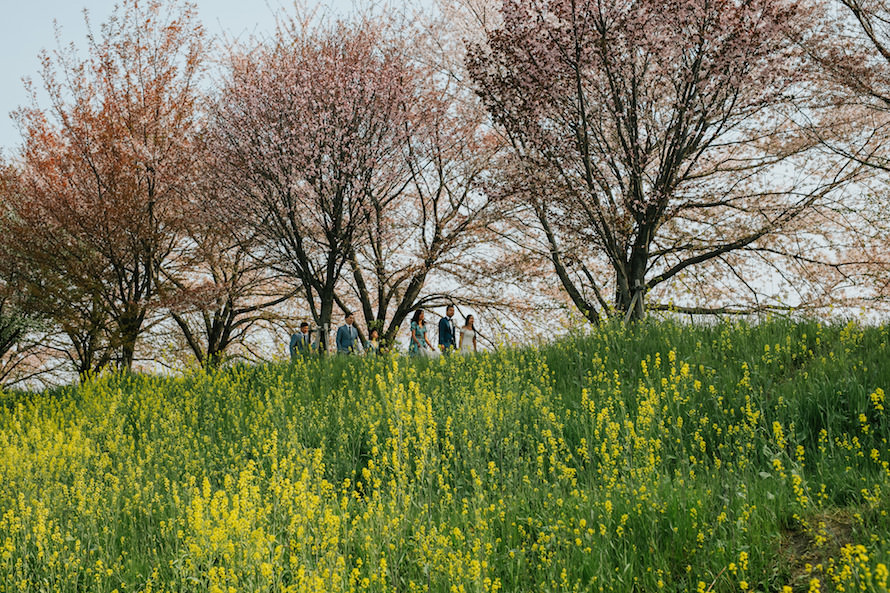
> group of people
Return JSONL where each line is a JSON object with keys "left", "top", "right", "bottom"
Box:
{"left": 288, "top": 305, "right": 477, "bottom": 359}
{"left": 408, "top": 305, "right": 477, "bottom": 356}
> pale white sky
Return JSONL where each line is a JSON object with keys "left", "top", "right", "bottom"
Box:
{"left": 0, "top": 0, "right": 368, "bottom": 154}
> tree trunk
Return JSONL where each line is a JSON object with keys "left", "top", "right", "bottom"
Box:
{"left": 318, "top": 293, "right": 334, "bottom": 354}
{"left": 536, "top": 205, "right": 602, "bottom": 325}
{"left": 205, "top": 307, "right": 237, "bottom": 367}
{"left": 615, "top": 249, "right": 648, "bottom": 322}
{"left": 118, "top": 305, "right": 145, "bottom": 371}
{"left": 381, "top": 269, "right": 429, "bottom": 346}
{"left": 171, "top": 311, "right": 206, "bottom": 366}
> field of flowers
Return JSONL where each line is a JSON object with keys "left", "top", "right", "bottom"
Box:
{"left": 1, "top": 319, "right": 889, "bottom": 592}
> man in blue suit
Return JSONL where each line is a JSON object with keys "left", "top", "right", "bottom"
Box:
{"left": 336, "top": 312, "right": 361, "bottom": 354}
{"left": 289, "top": 322, "right": 312, "bottom": 359}
{"left": 438, "top": 304, "right": 456, "bottom": 354}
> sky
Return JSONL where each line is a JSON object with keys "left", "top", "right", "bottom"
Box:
{"left": 0, "top": 0, "right": 361, "bottom": 154}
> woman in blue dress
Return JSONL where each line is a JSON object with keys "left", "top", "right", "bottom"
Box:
{"left": 409, "top": 310, "right": 433, "bottom": 356}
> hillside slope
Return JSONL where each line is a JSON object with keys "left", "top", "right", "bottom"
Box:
{"left": 1, "top": 320, "right": 888, "bottom": 592}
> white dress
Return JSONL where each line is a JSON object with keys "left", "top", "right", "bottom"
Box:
{"left": 459, "top": 328, "right": 476, "bottom": 353}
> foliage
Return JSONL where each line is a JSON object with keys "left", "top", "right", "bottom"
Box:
{"left": 162, "top": 145, "right": 294, "bottom": 368}
{"left": 467, "top": 0, "right": 852, "bottom": 321}
{"left": 344, "top": 59, "right": 504, "bottom": 345}
{"left": 802, "top": 0, "right": 890, "bottom": 308}
{"left": 1, "top": 320, "right": 889, "bottom": 591}
{"left": 4, "top": 0, "right": 206, "bottom": 371}
{"left": 211, "top": 15, "right": 416, "bottom": 351}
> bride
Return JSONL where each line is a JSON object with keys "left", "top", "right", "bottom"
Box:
{"left": 458, "top": 315, "right": 477, "bottom": 353}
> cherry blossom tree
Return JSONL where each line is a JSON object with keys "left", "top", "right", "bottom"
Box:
{"left": 825, "top": 0, "right": 890, "bottom": 111}
{"left": 797, "top": 0, "right": 890, "bottom": 309}
{"left": 0, "top": 166, "right": 31, "bottom": 368}
{"left": 467, "top": 0, "right": 853, "bottom": 321}
{"left": 337, "top": 55, "right": 504, "bottom": 346}
{"left": 212, "top": 16, "right": 415, "bottom": 351}
{"left": 7, "top": 0, "right": 206, "bottom": 369}
{"left": 162, "top": 145, "right": 297, "bottom": 367}
{"left": 0, "top": 160, "right": 115, "bottom": 378}
{"left": 0, "top": 242, "right": 47, "bottom": 387}
{"left": 0, "top": 292, "right": 57, "bottom": 388}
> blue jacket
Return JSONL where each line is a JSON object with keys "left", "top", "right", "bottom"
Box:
{"left": 289, "top": 332, "right": 311, "bottom": 358}
{"left": 438, "top": 316, "right": 456, "bottom": 349}
{"left": 336, "top": 324, "right": 359, "bottom": 353}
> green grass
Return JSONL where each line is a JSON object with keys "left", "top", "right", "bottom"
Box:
{"left": 1, "top": 318, "right": 889, "bottom": 592}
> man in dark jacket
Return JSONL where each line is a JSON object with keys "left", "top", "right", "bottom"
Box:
{"left": 438, "top": 305, "right": 456, "bottom": 354}
{"left": 336, "top": 312, "right": 361, "bottom": 354}
{"left": 289, "top": 322, "right": 312, "bottom": 359}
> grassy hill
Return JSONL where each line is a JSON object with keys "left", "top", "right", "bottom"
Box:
{"left": 1, "top": 319, "right": 889, "bottom": 592}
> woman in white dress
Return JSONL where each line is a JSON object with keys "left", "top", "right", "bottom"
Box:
{"left": 458, "top": 315, "right": 477, "bottom": 353}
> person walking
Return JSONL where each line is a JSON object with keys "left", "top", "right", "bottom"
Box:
{"left": 367, "top": 328, "right": 381, "bottom": 355}
{"left": 438, "top": 304, "right": 457, "bottom": 354}
{"left": 459, "top": 315, "right": 477, "bottom": 354}
{"left": 336, "top": 312, "right": 361, "bottom": 354}
{"left": 289, "top": 321, "right": 312, "bottom": 359}
{"left": 409, "top": 310, "right": 433, "bottom": 356}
